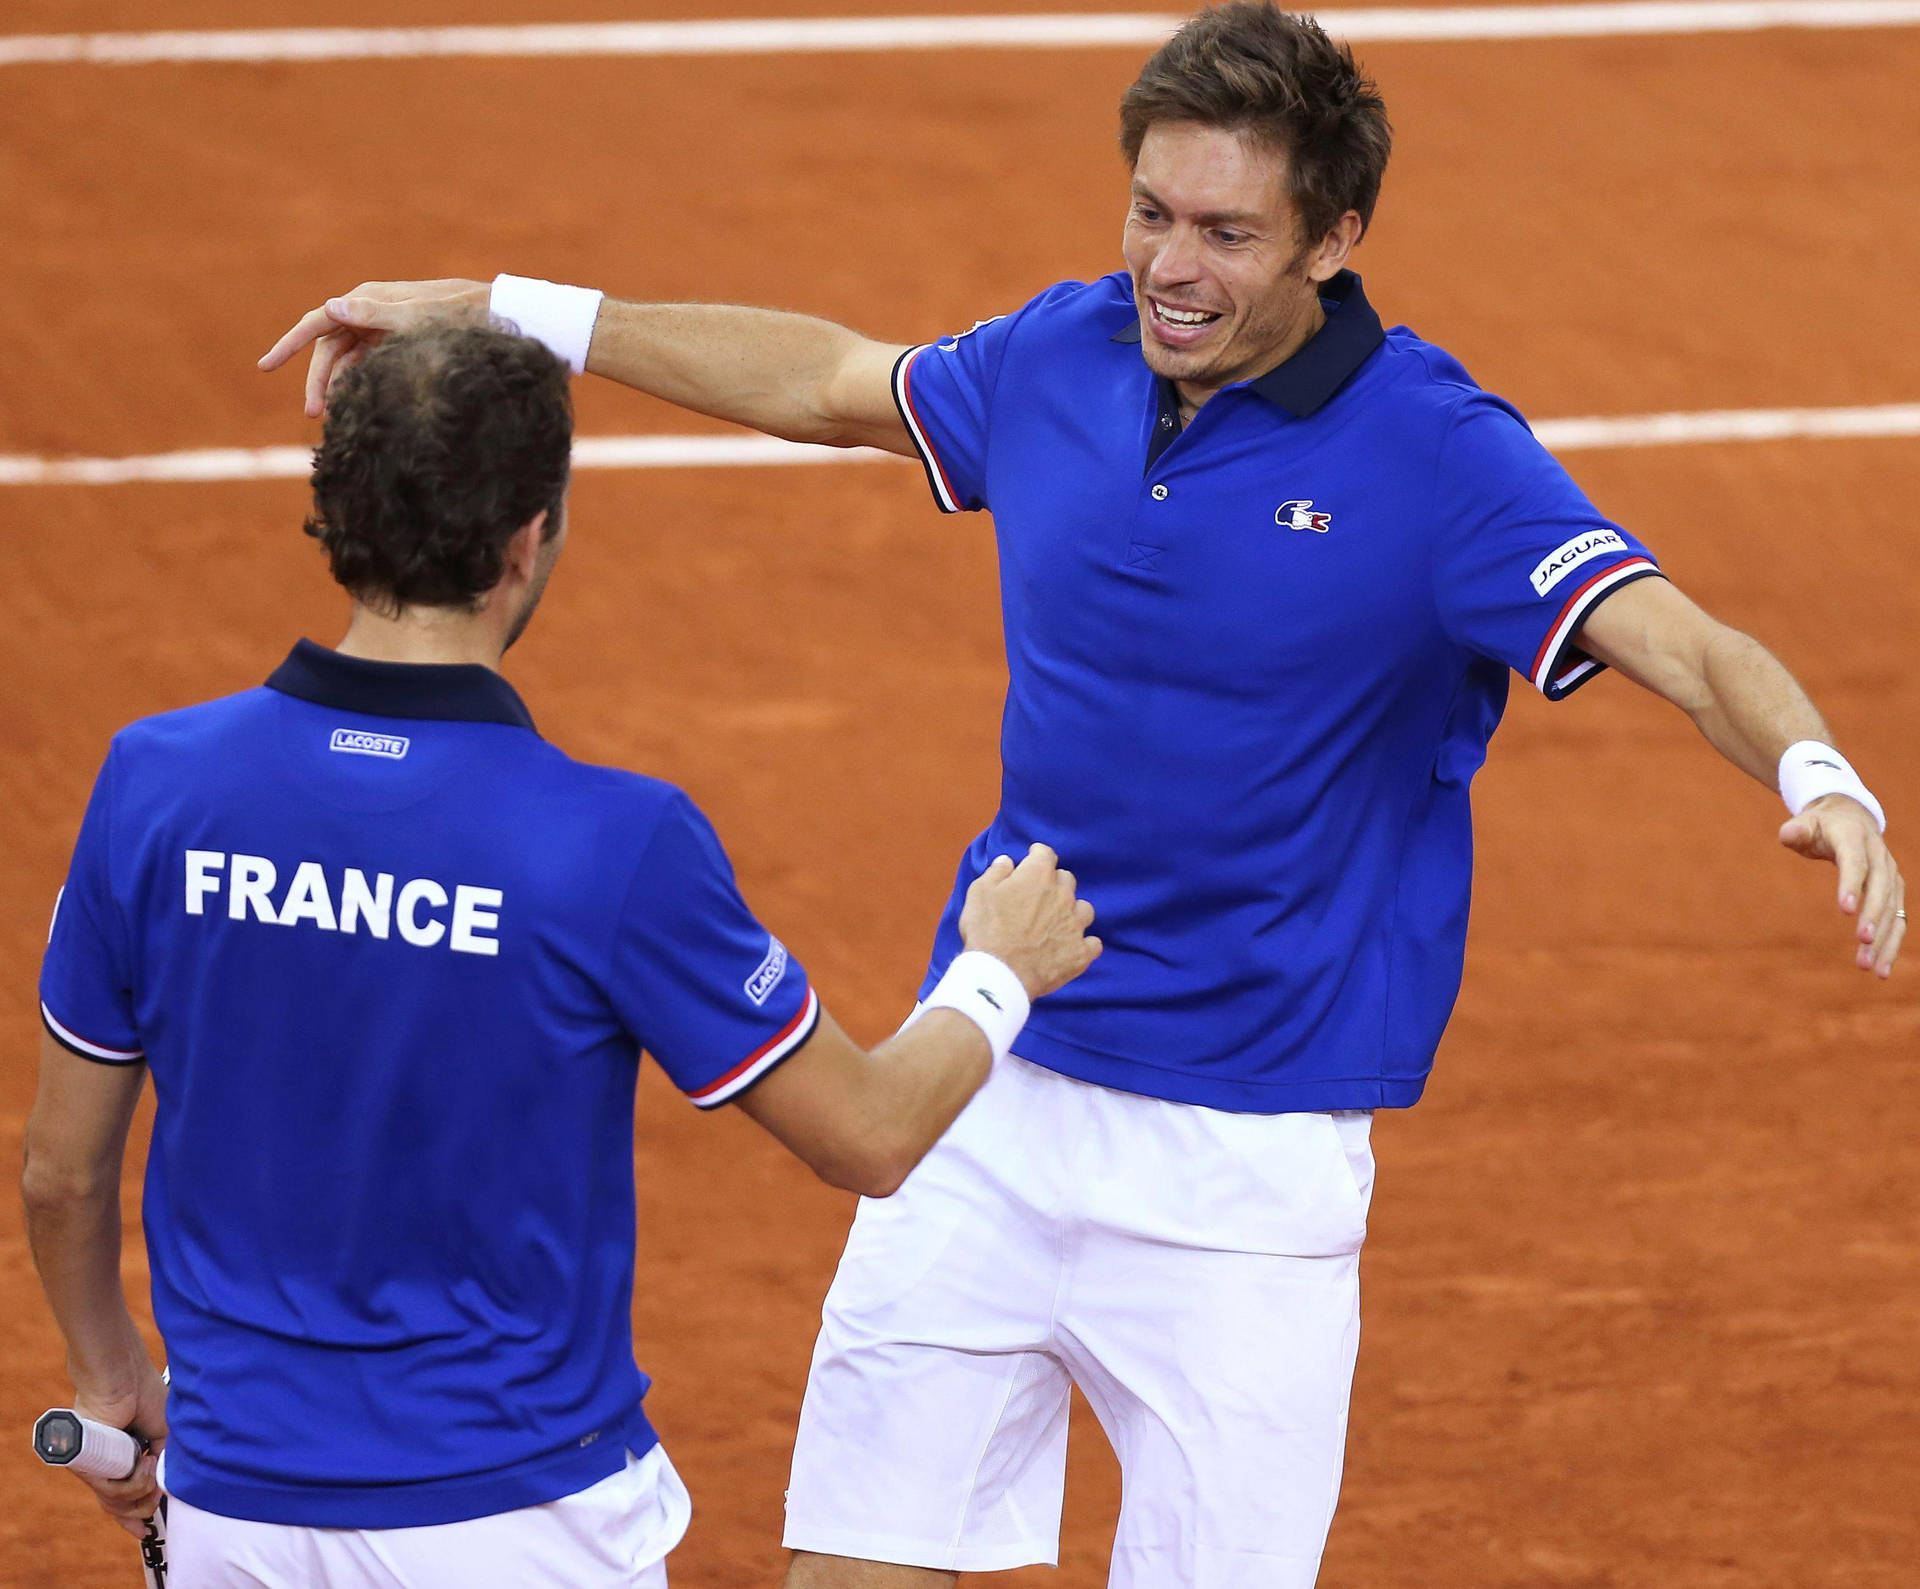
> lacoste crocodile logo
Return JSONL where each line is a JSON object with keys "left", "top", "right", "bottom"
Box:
{"left": 1276, "top": 499, "right": 1332, "bottom": 534}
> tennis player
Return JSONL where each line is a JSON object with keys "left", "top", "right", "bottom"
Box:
{"left": 21, "top": 324, "right": 1099, "bottom": 1587}
{"left": 261, "top": 7, "right": 1903, "bottom": 1585}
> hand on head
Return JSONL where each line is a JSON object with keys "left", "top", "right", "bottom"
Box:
{"left": 959, "top": 842, "right": 1101, "bottom": 998}
{"left": 259, "top": 278, "right": 491, "bottom": 417}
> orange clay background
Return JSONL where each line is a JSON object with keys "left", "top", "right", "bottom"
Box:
{"left": 2, "top": 5, "right": 1918, "bottom": 1584}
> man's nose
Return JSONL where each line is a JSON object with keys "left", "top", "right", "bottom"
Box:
{"left": 1146, "top": 225, "right": 1204, "bottom": 287}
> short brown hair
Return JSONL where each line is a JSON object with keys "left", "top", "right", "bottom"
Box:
{"left": 305, "top": 325, "right": 572, "bottom": 612}
{"left": 1119, "top": 3, "right": 1392, "bottom": 244}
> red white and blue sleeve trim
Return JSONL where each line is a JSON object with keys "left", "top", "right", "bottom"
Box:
{"left": 1530, "top": 557, "right": 1663, "bottom": 700}
{"left": 890, "top": 346, "right": 964, "bottom": 514}
{"left": 41, "top": 1001, "right": 144, "bottom": 1065}
{"left": 685, "top": 985, "right": 820, "bottom": 1109}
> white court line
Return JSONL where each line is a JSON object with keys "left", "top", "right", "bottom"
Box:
{"left": 1537, "top": 403, "right": 1920, "bottom": 448}
{"left": 4, "top": 1, "right": 1920, "bottom": 67}
{"left": 2, "top": 404, "right": 1916, "bottom": 485}
{"left": 0, "top": 436, "right": 879, "bottom": 485}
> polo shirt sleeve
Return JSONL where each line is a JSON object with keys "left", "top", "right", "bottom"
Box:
{"left": 1431, "top": 395, "right": 1664, "bottom": 700}
{"left": 40, "top": 745, "right": 144, "bottom": 1065}
{"left": 608, "top": 791, "right": 819, "bottom": 1109}
{"left": 890, "top": 281, "right": 1084, "bottom": 514}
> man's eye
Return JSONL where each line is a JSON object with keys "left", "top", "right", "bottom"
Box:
{"left": 1214, "top": 230, "right": 1245, "bottom": 246}
{"left": 1134, "top": 205, "right": 1162, "bottom": 223}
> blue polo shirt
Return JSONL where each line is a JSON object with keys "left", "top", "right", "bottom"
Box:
{"left": 38, "top": 642, "right": 818, "bottom": 1527}
{"left": 892, "top": 270, "right": 1661, "bottom": 1113}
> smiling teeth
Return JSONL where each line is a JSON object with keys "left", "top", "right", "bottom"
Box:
{"left": 1156, "top": 304, "right": 1216, "bottom": 325}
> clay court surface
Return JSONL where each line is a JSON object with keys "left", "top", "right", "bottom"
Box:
{"left": 3, "top": 4, "right": 1918, "bottom": 1584}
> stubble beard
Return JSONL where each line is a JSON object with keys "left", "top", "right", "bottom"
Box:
{"left": 1134, "top": 242, "right": 1320, "bottom": 393}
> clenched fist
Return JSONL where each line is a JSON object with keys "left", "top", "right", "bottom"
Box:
{"left": 958, "top": 843, "right": 1102, "bottom": 998}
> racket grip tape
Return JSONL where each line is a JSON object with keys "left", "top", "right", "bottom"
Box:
{"left": 32, "top": 1409, "right": 143, "bottom": 1481}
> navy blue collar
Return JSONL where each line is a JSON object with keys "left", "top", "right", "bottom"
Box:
{"left": 1111, "top": 268, "right": 1385, "bottom": 419}
{"left": 266, "top": 639, "right": 538, "bottom": 731}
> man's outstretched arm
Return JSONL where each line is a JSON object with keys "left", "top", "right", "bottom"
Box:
{"left": 1575, "top": 575, "right": 1903, "bottom": 975}
{"left": 260, "top": 277, "right": 915, "bottom": 454}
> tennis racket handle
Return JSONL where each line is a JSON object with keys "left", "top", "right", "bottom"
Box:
{"left": 32, "top": 1409, "right": 143, "bottom": 1481}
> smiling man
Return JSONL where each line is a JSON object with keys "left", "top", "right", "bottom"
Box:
{"left": 1122, "top": 117, "right": 1366, "bottom": 413}
{"left": 263, "top": 6, "right": 1903, "bottom": 1585}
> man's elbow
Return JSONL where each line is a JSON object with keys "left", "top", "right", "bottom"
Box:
{"left": 787, "top": 402, "right": 875, "bottom": 453}
{"left": 813, "top": 1132, "right": 922, "bottom": 1200}
{"left": 780, "top": 407, "right": 850, "bottom": 448}
{"left": 20, "top": 1146, "right": 116, "bottom": 1215}
{"left": 849, "top": 1153, "right": 913, "bottom": 1200}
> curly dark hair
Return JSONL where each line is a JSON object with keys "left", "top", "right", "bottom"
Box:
{"left": 305, "top": 325, "right": 573, "bottom": 612}
{"left": 1119, "top": 3, "right": 1392, "bottom": 244}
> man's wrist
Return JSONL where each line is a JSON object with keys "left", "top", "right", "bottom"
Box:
{"left": 918, "top": 950, "right": 1031, "bottom": 1064}
{"left": 67, "top": 1355, "right": 151, "bottom": 1416}
{"left": 488, "top": 274, "right": 604, "bottom": 375}
{"left": 1779, "top": 740, "right": 1886, "bottom": 833}
{"left": 67, "top": 1332, "right": 145, "bottom": 1383}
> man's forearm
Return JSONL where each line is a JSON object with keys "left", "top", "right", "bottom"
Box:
{"left": 1576, "top": 572, "right": 1899, "bottom": 969}
{"left": 864, "top": 1010, "right": 996, "bottom": 1176}
{"left": 1688, "top": 625, "right": 1832, "bottom": 787}
{"left": 23, "top": 1178, "right": 147, "bottom": 1398}
{"left": 735, "top": 1006, "right": 993, "bottom": 1198}
{"left": 585, "top": 301, "right": 876, "bottom": 444}
{"left": 735, "top": 847, "right": 1099, "bottom": 1192}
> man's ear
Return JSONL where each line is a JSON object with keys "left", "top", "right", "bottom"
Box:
{"left": 502, "top": 512, "right": 549, "bottom": 584}
{"left": 1305, "top": 211, "right": 1364, "bottom": 283}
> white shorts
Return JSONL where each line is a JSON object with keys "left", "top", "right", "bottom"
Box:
{"left": 165, "top": 1444, "right": 690, "bottom": 1588}
{"left": 784, "top": 1052, "right": 1374, "bottom": 1589}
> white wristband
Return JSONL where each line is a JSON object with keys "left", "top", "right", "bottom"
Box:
{"left": 917, "top": 950, "right": 1031, "bottom": 1065}
{"left": 1779, "top": 740, "right": 1886, "bottom": 833}
{"left": 488, "top": 274, "right": 604, "bottom": 375}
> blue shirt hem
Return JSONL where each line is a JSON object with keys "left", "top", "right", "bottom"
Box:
{"left": 1011, "top": 1028, "right": 1429, "bottom": 1114}
{"left": 161, "top": 1401, "right": 657, "bottom": 1528}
